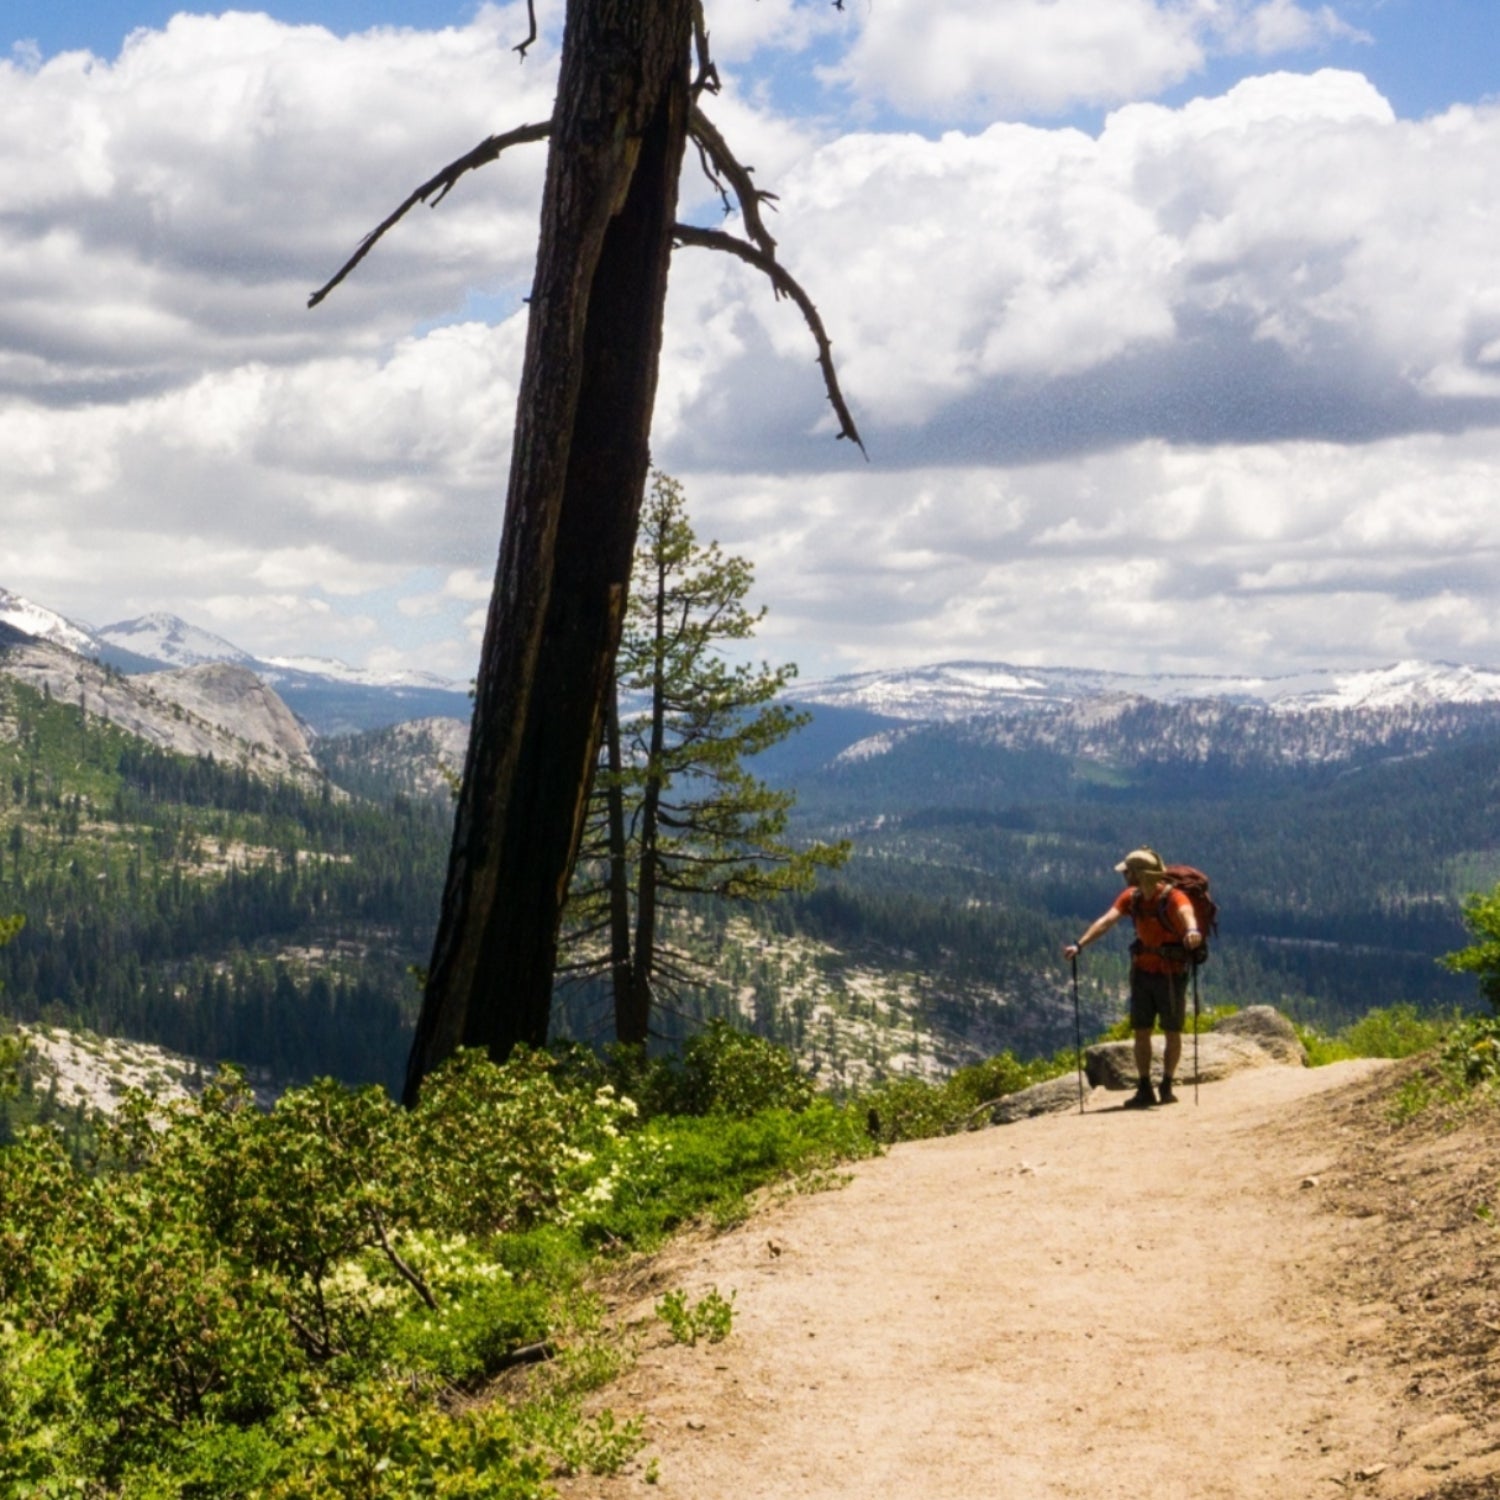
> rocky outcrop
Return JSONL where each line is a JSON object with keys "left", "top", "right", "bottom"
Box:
{"left": 0, "top": 637, "right": 324, "bottom": 789}
{"left": 1083, "top": 1005, "right": 1307, "bottom": 1090}
{"left": 984, "top": 1071, "right": 1104, "bottom": 1123}
{"left": 976, "top": 1007, "right": 1307, "bottom": 1126}
{"left": 1213, "top": 1005, "right": 1308, "bottom": 1066}
{"left": 145, "top": 662, "right": 319, "bottom": 774}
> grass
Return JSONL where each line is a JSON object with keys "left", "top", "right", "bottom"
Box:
{"left": 1296, "top": 1003, "right": 1462, "bottom": 1066}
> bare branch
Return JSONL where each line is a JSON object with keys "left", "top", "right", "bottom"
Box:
{"left": 370, "top": 1208, "right": 439, "bottom": 1312}
{"left": 691, "top": 0, "right": 720, "bottom": 98}
{"left": 672, "top": 224, "right": 866, "bottom": 455}
{"left": 688, "top": 105, "right": 778, "bottom": 258}
{"left": 514, "top": 0, "right": 540, "bottom": 59}
{"left": 308, "top": 120, "right": 553, "bottom": 308}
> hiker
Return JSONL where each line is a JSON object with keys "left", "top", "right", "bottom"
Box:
{"left": 1064, "top": 848, "right": 1203, "bottom": 1108}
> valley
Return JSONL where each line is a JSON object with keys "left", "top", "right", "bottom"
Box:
{"left": 1, "top": 589, "right": 1495, "bottom": 1098}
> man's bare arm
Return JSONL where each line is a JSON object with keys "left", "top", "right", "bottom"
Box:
{"left": 1065, "top": 906, "right": 1123, "bottom": 959}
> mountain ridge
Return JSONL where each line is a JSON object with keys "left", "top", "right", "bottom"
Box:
{"left": 791, "top": 656, "right": 1500, "bottom": 721}
{"left": 0, "top": 588, "right": 471, "bottom": 735}
{"left": 0, "top": 632, "right": 324, "bottom": 786}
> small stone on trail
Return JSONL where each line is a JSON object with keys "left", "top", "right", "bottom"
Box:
{"left": 686, "top": 1417, "right": 706, "bottom": 1431}
{"left": 1301, "top": 1176, "right": 1321, "bottom": 1189}
{"left": 1354, "top": 1464, "right": 1387, "bottom": 1481}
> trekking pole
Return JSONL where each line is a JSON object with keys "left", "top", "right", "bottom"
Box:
{"left": 1071, "top": 954, "right": 1085, "bottom": 1115}
{"left": 1191, "top": 959, "right": 1201, "bottom": 1107}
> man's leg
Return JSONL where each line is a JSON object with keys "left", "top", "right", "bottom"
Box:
{"left": 1133, "top": 1027, "right": 1154, "bottom": 1078}
{"left": 1123, "top": 1023, "right": 1157, "bottom": 1107}
{"left": 1158, "top": 1030, "right": 1183, "bottom": 1103}
{"left": 1123, "top": 971, "right": 1158, "bottom": 1107}
{"left": 1163, "top": 1029, "right": 1182, "bottom": 1076}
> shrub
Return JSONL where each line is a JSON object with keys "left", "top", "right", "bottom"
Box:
{"left": 1343, "top": 1004, "right": 1454, "bottom": 1059}
{"left": 656, "top": 1286, "right": 735, "bottom": 1346}
{"left": 1297, "top": 1005, "right": 1461, "bottom": 1067}
{"left": 578, "top": 1099, "right": 871, "bottom": 1247}
{"left": 1441, "top": 884, "right": 1500, "bottom": 1011}
{"left": 1441, "top": 1014, "right": 1500, "bottom": 1087}
{"left": 407, "top": 1047, "right": 636, "bottom": 1235}
{"left": 859, "top": 1049, "right": 1066, "bottom": 1144}
{"left": 263, "top": 1383, "right": 550, "bottom": 1500}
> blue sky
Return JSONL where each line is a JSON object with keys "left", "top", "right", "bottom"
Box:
{"left": 2, "top": 1, "right": 1499, "bottom": 683}
{"left": 15, "top": 1, "right": 1495, "bottom": 120}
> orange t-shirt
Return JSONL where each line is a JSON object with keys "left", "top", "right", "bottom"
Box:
{"left": 1112, "top": 886, "right": 1195, "bottom": 974}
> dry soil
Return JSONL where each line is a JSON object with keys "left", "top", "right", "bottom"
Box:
{"left": 553, "top": 1058, "right": 1500, "bottom": 1500}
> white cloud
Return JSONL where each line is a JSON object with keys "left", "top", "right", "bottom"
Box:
{"left": 677, "top": 426, "right": 1500, "bottom": 679}
{"left": 824, "top": 0, "right": 1364, "bottom": 123}
{"left": 659, "top": 72, "right": 1500, "bottom": 470}
{"left": 0, "top": 6, "right": 555, "bottom": 397}
{"left": 1217, "top": 0, "right": 1369, "bottom": 56}
{"left": 700, "top": 0, "right": 845, "bottom": 66}
{"left": 1, "top": 10, "right": 1498, "bottom": 686}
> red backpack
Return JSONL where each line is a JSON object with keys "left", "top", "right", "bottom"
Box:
{"left": 1133, "top": 865, "right": 1218, "bottom": 965}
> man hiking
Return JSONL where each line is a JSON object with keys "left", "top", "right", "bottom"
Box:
{"left": 1064, "top": 848, "right": 1203, "bottom": 1107}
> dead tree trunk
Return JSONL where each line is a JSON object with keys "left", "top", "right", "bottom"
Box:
{"left": 602, "top": 688, "right": 643, "bottom": 1045}
{"left": 404, "top": 0, "right": 693, "bottom": 1101}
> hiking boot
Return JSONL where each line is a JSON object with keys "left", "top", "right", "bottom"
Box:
{"left": 1157, "top": 1078, "right": 1178, "bottom": 1105}
{"left": 1122, "top": 1081, "right": 1157, "bottom": 1110}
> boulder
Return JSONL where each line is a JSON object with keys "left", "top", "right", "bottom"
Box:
{"left": 984, "top": 1072, "right": 1103, "bottom": 1124}
{"left": 1085, "top": 1026, "right": 1297, "bottom": 1090}
{"left": 1213, "top": 1005, "right": 1308, "bottom": 1066}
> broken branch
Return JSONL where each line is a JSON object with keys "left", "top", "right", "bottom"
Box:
{"left": 688, "top": 105, "right": 779, "bottom": 258}
{"left": 672, "top": 223, "right": 866, "bottom": 455}
{"left": 308, "top": 119, "right": 553, "bottom": 308}
{"left": 690, "top": 0, "right": 720, "bottom": 97}
{"left": 514, "top": 0, "right": 539, "bottom": 58}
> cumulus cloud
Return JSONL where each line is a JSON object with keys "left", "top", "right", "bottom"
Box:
{"left": 1, "top": 7, "right": 1497, "bottom": 685}
{"left": 678, "top": 427, "right": 1500, "bottom": 679}
{"left": 658, "top": 73, "right": 1500, "bottom": 470}
{"left": 824, "top": 0, "right": 1366, "bottom": 123}
{"left": 0, "top": 4, "right": 555, "bottom": 401}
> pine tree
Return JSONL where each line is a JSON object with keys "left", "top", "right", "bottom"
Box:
{"left": 565, "top": 472, "right": 846, "bottom": 1044}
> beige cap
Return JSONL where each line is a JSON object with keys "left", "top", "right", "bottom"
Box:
{"left": 1114, "top": 848, "right": 1166, "bottom": 879}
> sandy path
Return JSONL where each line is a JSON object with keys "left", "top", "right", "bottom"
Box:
{"left": 555, "top": 1059, "right": 1481, "bottom": 1500}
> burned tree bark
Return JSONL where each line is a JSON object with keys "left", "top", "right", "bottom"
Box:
{"left": 310, "top": 1, "right": 862, "bottom": 1100}
{"left": 402, "top": 0, "right": 695, "bottom": 1100}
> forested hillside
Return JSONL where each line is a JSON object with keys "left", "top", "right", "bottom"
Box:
{"left": 777, "top": 702, "right": 1496, "bottom": 1034}
{"left": 4, "top": 663, "right": 1494, "bottom": 1098}
{"left": 0, "top": 678, "right": 446, "bottom": 1093}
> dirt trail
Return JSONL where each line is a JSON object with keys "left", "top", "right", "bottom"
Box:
{"left": 556, "top": 1060, "right": 1500, "bottom": 1500}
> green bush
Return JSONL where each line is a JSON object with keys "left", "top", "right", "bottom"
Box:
{"left": 1297, "top": 1004, "right": 1460, "bottom": 1067}
{"left": 1441, "top": 1014, "right": 1500, "bottom": 1087}
{"left": 579, "top": 1099, "right": 871, "bottom": 1247}
{"left": 263, "top": 1383, "right": 550, "bottom": 1500}
{"left": 0, "top": 1027, "right": 885, "bottom": 1496}
{"left": 676, "top": 1022, "right": 815, "bottom": 1117}
{"left": 655, "top": 1286, "right": 735, "bottom": 1346}
{"left": 859, "top": 1048, "right": 1067, "bottom": 1144}
{"left": 407, "top": 1047, "right": 637, "bottom": 1235}
{"left": 582, "top": 1022, "right": 816, "bottom": 1121}
{"left": 1343, "top": 1004, "right": 1454, "bottom": 1059}
{"left": 1441, "top": 885, "right": 1500, "bottom": 1011}
{"left": 387, "top": 1267, "right": 553, "bottom": 1386}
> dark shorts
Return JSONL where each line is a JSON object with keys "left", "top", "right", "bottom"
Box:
{"left": 1129, "top": 968, "right": 1188, "bottom": 1033}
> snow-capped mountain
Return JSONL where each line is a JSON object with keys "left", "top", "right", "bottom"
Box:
{"left": 96, "top": 612, "right": 255, "bottom": 670}
{"left": 0, "top": 587, "right": 98, "bottom": 657}
{"left": 791, "top": 659, "right": 1500, "bottom": 722}
{"left": 257, "top": 655, "right": 464, "bottom": 694}
{"left": 12, "top": 581, "right": 1500, "bottom": 744}
{"left": 54, "top": 601, "right": 470, "bottom": 734}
